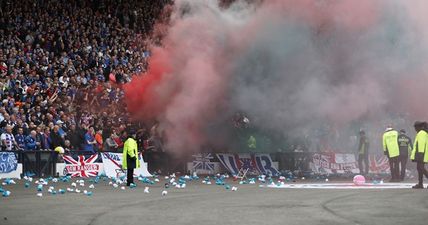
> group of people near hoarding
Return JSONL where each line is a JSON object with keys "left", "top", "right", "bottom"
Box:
{"left": 358, "top": 121, "right": 428, "bottom": 189}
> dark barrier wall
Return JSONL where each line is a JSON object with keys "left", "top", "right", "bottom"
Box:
{"left": 0, "top": 150, "right": 102, "bottom": 178}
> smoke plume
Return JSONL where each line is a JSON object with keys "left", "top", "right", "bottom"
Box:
{"left": 125, "top": 0, "right": 428, "bottom": 153}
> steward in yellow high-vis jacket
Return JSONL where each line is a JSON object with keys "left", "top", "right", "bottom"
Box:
{"left": 123, "top": 130, "right": 140, "bottom": 186}
{"left": 383, "top": 127, "right": 400, "bottom": 182}
{"left": 410, "top": 121, "right": 428, "bottom": 189}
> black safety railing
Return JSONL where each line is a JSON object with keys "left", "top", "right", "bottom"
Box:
{"left": 274, "top": 152, "right": 312, "bottom": 173}
{"left": 0, "top": 149, "right": 106, "bottom": 178}
{"left": 2, "top": 149, "right": 406, "bottom": 178}
{"left": 0, "top": 149, "right": 57, "bottom": 177}
{"left": 0, "top": 150, "right": 322, "bottom": 178}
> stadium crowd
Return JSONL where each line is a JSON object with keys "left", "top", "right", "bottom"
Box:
{"left": 0, "top": 0, "right": 171, "bottom": 153}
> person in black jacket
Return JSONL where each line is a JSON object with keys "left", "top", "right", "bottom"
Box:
{"left": 66, "top": 124, "right": 84, "bottom": 150}
{"left": 357, "top": 130, "right": 369, "bottom": 175}
{"left": 50, "top": 125, "right": 64, "bottom": 149}
{"left": 397, "top": 129, "right": 412, "bottom": 181}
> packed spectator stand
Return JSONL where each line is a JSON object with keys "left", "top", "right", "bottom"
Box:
{"left": 0, "top": 0, "right": 172, "bottom": 156}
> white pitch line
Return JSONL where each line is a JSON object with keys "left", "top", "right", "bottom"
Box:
{"left": 260, "top": 183, "right": 415, "bottom": 189}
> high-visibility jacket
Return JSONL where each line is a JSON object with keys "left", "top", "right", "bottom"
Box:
{"left": 122, "top": 138, "right": 140, "bottom": 169}
{"left": 383, "top": 130, "right": 399, "bottom": 158}
{"left": 410, "top": 130, "right": 428, "bottom": 163}
{"left": 248, "top": 136, "right": 256, "bottom": 149}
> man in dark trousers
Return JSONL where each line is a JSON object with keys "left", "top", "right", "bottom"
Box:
{"left": 357, "top": 130, "right": 369, "bottom": 175}
{"left": 398, "top": 129, "right": 412, "bottom": 181}
{"left": 410, "top": 121, "right": 428, "bottom": 189}
{"left": 122, "top": 130, "right": 140, "bottom": 186}
{"left": 383, "top": 126, "right": 400, "bottom": 182}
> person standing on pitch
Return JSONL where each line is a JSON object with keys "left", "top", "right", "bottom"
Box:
{"left": 383, "top": 126, "right": 400, "bottom": 182}
{"left": 357, "top": 130, "right": 369, "bottom": 175}
{"left": 397, "top": 129, "right": 412, "bottom": 181}
{"left": 410, "top": 121, "right": 428, "bottom": 189}
{"left": 122, "top": 129, "right": 140, "bottom": 186}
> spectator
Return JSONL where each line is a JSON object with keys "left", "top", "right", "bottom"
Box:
{"left": 113, "top": 130, "right": 124, "bottom": 149}
{"left": 15, "top": 127, "right": 26, "bottom": 149}
{"left": 56, "top": 120, "right": 67, "bottom": 138}
{"left": 42, "top": 127, "right": 52, "bottom": 150}
{"left": 1, "top": 125, "right": 19, "bottom": 150}
{"left": 83, "top": 126, "right": 96, "bottom": 153}
{"left": 50, "top": 125, "right": 64, "bottom": 149}
{"left": 25, "top": 130, "right": 38, "bottom": 150}
{"left": 66, "top": 124, "right": 83, "bottom": 150}
{"left": 35, "top": 126, "right": 44, "bottom": 149}
{"left": 104, "top": 132, "right": 119, "bottom": 152}
{"left": 64, "top": 140, "right": 73, "bottom": 152}
{"left": 95, "top": 129, "right": 103, "bottom": 151}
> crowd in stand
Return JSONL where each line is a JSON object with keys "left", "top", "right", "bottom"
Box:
{"left": 0, "top": 0, "right": 171, "bottom": 153}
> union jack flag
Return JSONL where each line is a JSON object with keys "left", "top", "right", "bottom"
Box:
{"left": 63, "top": 154, "right": 100, "bottom": 177}
{"left": 369, "top": 155, "right": 390, "bottom": 174}
{"left": 192, "top": 153, "right": 215, "bottom": 171}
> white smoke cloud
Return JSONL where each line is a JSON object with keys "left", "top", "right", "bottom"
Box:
{"left": 126, "top": 0, "right": 428, "bottom": 153}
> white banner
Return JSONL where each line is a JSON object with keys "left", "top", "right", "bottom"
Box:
{"left": 56, "top": 163, "right": 103, "bottom": 177}
{"left": 310, "top": 153, "right": 359, "bottom": 174}
{"left": 101, "top": 152, "right": 152, "bottom": 178}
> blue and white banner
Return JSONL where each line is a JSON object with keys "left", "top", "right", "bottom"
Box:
{"left": 0, "top": 152, "right": 18, "bottom": 173}
{"left": 216, "top": 153, "right": 279, "bottom": 176}
{"left": 0, "top": 152, "right": 21, "bottom": 179}
{"left": 101, "top": 152, "right": 152, "bottom": 178}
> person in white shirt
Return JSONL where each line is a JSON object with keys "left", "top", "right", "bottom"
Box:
{"left": 1, "top": 125, "right": 19, "bottom": 151}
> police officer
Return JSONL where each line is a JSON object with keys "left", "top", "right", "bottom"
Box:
{"left": 357, "top": 130, "right": 369, "bottom": 175}
{"left": 383, "top": 126, "right": 400, "bottom": 182}
{"left": 122, "top": 129, "right": 140, "bottom": 186}
{"left": 410, "top": 121, "right": 428, "bottom": 189}
{"left": 397, "top": 129, "right": 412, "bottom": 181}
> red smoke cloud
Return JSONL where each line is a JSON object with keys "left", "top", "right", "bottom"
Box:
{"left": 124, "top": 48, "right": 173, "bottom": 120}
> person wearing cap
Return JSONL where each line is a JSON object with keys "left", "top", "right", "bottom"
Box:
{"left": 410, "top": 121, "right": 428, "bottom": 189}
{"left": 383, "top": 125, "right": 400, "bottom": 182}
{"left": 122, "top": 129, "right": 140, "bottom": 186}
{"left": 397, "top": 129, "right": 412, "bottom": 181}
{"left": 56, "top": 120, "right": 66, "bottom": 138}
{"left": 357, "top": 130, "right": 369, "bottom": 175}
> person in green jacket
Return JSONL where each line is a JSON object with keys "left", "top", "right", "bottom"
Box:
{"left": 123, "top": 129, "right": 140, "bottom": 186}
{"left": 248, "top": 135, "right": 257, "bottom": 152}
{"left": 383, "top": 126, "right": 400, "bottom": 182}
{"left": 410, "top": 121, "right": 428, "bottom": 189}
